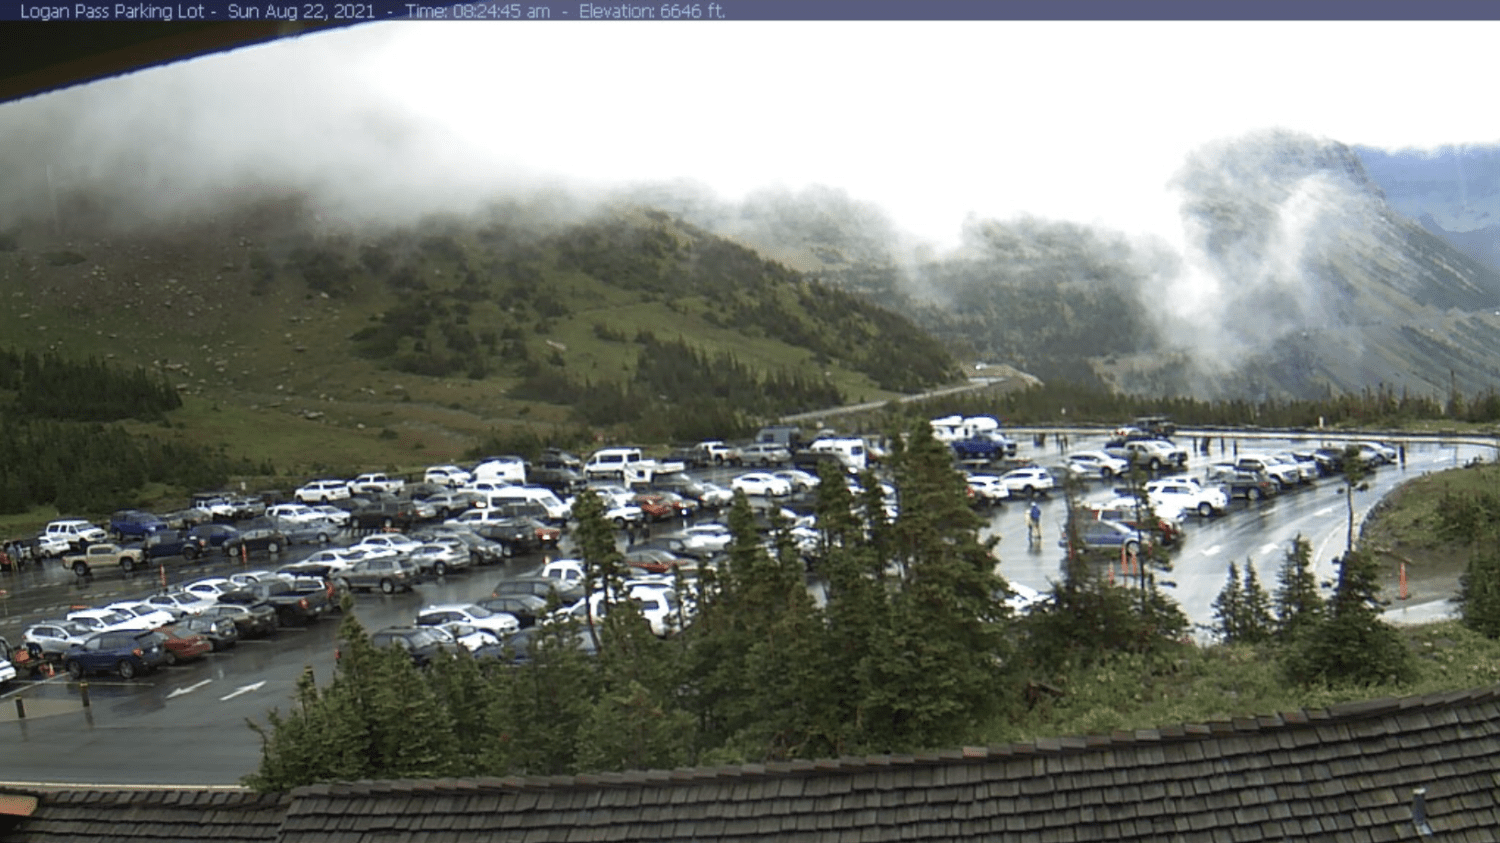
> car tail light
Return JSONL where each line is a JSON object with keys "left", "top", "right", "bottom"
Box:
{"left": 132, "top": 648, "right": 144, "bottom": 657}
{"left": 299, "top": 598, "right": 309, "bottom": 610}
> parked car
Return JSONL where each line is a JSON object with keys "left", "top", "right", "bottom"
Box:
{"left": 21, "top": 620, "right": 94, "bottom": 658}
{"left": 353, "top": 532, "right": 424, "bottom": 558}
{"left": 730, "top": 472, "right": 793, "bottom": 497}
{"left": 308, "top": 505, "right": 353, "bottom": 527}
{"left": 739, "top": 442, "right": 791, "bottom": 467}
{"left": 183, "top": 577, "right": 241, "bottom": 602}
{"left": 109, "top": 509, "right": 169, "bottom": 540}
{"left": 168, "top": 615, "right": 239, "bottom": 651}
{"left": 415, "top": 603, "right": 520, "bottom": 637}
{"left": 340, "top": 557, "right": 421, "bottom": 594}
{"left": 423, "top": 464, "right": 473, "bottom": 488}
{"left": 261, "top": 517, "right": 336, "bottom": 546}
{"left": 103, "top": 601, "right": 179, "bottom": 630}
{"left": 408, "top": 542, "right": 471, "bottom": 577}
{"left": 1090, "top": 503, "right": 1185, "bottom": 548}
{"left": 294, "top": 479, "right": 352, "bottom": 504}
{"left": 187, "top": 523, "right": 240, "bottom": 550}
{"left": 62, "top": 630, "right": 169, "bottom": 679}
{"left": 67, "top": 608, "right": 152, "bottom": 634}
{"left": 40, "top": 518, "right": 109, "bottom": 553}
{"left": 678, "top": 523, "right": 733, "bottom": 555}
{"left": 424, "top": 490, "right": 487, "bottom": 519}
{"left": 155, "top": 626, "right": 213, "bottom": 665}
{"left": 491, "top": 576, "right": 585, "bottom": 610}
{"left": 366, "top": 626, "right": 463, "bottom": 668}
{"left": 965, "top": 474, "right": 1011, "bottom": 506}
{"left": 1209, "top": 468, "right": 1279, "bottom": 501}
{"left": 138, "top": 529, "right": 209, "bottom": 561}
{"left": 1062, "top": 519, "right": 1156, "bottom": 556}
{"left": 477, "top": 593, "right": 551, "bottom": 629}
{"left": 146, "top": 590, "right": 219, "bottom": 617}
{"left": 771, "top": 469, "right": 820, "bottom": 494}
{"left": 300, "top": 547, "right": 372, "bottom": 572}
{"left": 1144, "top": 477, "right": 1229, "bottom": 518}
{"left": 1065, "top": 451, "right": 1131, "bottom": 480}
{"left": 202, "top": 603, "right": 279, "bottom": 639}
{"left": 1000, "top": 466, "right": 1056, "bottom": 497}
{"left": 264, "top": 503, "right": 329, "bottom": 524}
{"left": 348, "top": 501, "right": 418, "bottom": 531}
{"left": 223, "top": 528, "right": 288, "bottom": 557}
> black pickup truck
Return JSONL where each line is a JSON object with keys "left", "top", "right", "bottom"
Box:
{"left": 137, "top": 530, "right": 209, "bottom": 561}
{"left": 219, "top": 579, "right": 331, "bottom": 627}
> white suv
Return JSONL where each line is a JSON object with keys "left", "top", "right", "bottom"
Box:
{"left": 40, "top": 519, "right": 108, "bottom": 553}
{"left": 294, "top": 479, "right": 351, "bottom": 503}
{"left": 999, "top": 467, "right": 1056, "bottom": 498}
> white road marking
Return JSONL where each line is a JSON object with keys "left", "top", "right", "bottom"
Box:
{"left": 166, "top": 679, "right": 212, "bottom": 699}
{"left": 1258, "top": 542, "right": 1279, "bottom": 556}
{"left": 219, "top": 680, "right": 266, "bottom": 701}
{"left": 1201, "top": 544, "right": 1222, "bottom": 557}
{"left": 1313, "top": 507, "right": 1334, "bottom": 517}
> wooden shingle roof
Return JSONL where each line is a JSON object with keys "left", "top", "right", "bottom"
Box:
{"left": 8, "top": 684, "right": 1500, "bottom": 842}
{"left": 2, "top": 787, "right": 290, "bottom": 842}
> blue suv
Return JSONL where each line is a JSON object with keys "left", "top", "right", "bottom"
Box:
{"left": 110, "top": 509, "right": 168, "bottom": 540}
{"left": 63, "top": 630, "right": 169, "bottom": 680}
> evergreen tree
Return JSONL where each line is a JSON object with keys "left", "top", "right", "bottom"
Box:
{"left": 1212, "top": 562, "right": 1245, "bottom": 643}
{"left": 1239, "top": 563, "right": 1274, "bottom": 644}
{"left": 856, "top": 422, "right": 1012, "bottom": 751}
{"left": 1458, "top": 548, "right": 1500, "bottom": 639}
{"left": 1274, "top": 534, "right": 1324, "bottom": 642}
{"left": 244, "top": 611, "right": 460, "bottom": 790}
{"left": 1286, "top": 550, "right": 1414, "bottom": 687}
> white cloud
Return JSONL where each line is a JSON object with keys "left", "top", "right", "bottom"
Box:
{"left": 4, "top": 17, "right": 1498, "bottom": 246}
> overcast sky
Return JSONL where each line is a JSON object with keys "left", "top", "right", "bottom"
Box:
{"left": 5, "top": 19, "right": 1498, "bottom": 247}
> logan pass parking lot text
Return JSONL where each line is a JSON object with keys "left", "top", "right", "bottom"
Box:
{"left": 22, "top": 3, "right": 207, "bottom": 19}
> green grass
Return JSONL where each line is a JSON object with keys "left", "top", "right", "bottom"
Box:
{"left": 1361, "top": 462, "right": 1500, "bottom": 586}
{"left": 987, "top": 620, "right": 1500, "bottom": 743}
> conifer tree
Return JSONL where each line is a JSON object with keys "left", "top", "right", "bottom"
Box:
{"left": 1286, "top": 550, "right": 1414, "bottom": 687}
{"left": 1239, "top": 563, "right": 1274, "bottom": 644}
{"left": 854, "top": 422, "right": 1012, "bottom": 751}
{"left": 1212, "top": 561, "right": 1245, "bottom": 643}
{"left": 1459, "top": 548, "right": 1500, "bottom": 639}
{"left": 1274, "top": 534, "right": 1324, "bottom": 642}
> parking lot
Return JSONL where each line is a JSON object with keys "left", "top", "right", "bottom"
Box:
{"left": 0, "top": 431, "right": 1491, "bottom": 784}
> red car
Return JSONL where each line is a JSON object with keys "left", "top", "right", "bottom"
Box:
{"left": 154, "top": 626, "right": 213, "bottom": 666}
{"left": 632, "top": 494, "right": 676, "bottom": 522}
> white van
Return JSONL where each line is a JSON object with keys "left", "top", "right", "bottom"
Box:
{"left": 808, "top": 437, "right": 868, "bottom": 471}
{"left": 487, "top": 486, "right": 572, "bottom": 523}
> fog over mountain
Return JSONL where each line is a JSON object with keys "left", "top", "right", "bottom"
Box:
{"left": 671, "top": 132, "right": 1500, "bottom": 401}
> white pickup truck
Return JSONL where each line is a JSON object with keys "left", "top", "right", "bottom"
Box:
{"left": 583, "top": 448, "right": 686, "bottom": 486}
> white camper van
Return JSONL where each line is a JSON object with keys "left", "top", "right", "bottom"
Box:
{"left": 807, "top": 437, "right": 868, "bottom": 471}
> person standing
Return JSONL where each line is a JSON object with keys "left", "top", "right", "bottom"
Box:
{"left": 1027, "top": 501, "right": 1043, "bottom": 545}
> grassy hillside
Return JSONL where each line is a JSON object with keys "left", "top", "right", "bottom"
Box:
{"left": 0, "top": 194, "right": 962, "bottom": 480}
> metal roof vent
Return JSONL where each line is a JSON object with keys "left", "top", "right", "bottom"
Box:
{"left": 1412, "top": 787, "right": 1433, "bottom": 837}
